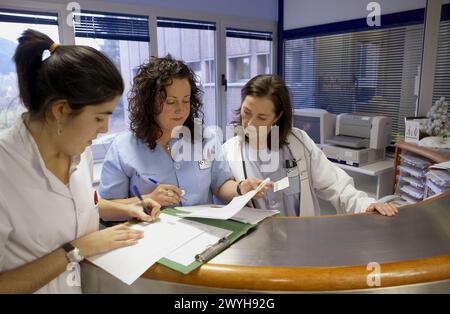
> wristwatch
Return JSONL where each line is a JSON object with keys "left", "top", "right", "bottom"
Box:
{"left": 62, "top": 242, "right": 84, "bottom": 263}
{"left": 236, "top": 180, "right": 244, "bottom": 195}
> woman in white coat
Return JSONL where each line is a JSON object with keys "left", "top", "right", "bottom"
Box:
{"left": 0, "top": 30, "right": 160, "bottom": 293}
{"left": 222, "top": 74, "right": 397, "bottom": 217}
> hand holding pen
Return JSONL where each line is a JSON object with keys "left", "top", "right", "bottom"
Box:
{"left": 131, "top": 185, "right": 161, "bottom": 222}
{"left": 147, "top": 177, "right": 188, "bottom": 206}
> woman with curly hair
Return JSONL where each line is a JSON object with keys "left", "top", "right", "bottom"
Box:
{"left": 99, "top": 55, "right": 270, "bottom": 207}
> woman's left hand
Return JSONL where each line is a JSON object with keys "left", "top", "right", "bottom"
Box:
{"left": 127, "top": 198, "right": 161, "bottom": 222}
{"left": 366, "top": 202, "right": 398, "bottom": 216}
{"left": 240, "top": 177, "right": 273, "bottom": 199}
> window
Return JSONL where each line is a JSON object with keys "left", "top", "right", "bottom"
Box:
{"left": 0, "top": 9, "right": 59, "bottom": 132}
{"left": 157, "top": 18, "right": 217, "bottom": 126}
{"left": 283, "top": 13, "right": 425, "bottom": 139}
{"left": 74, "top": 11, "right": 150, "bottom": 138}
{"left": 257, "top": 53, "right": 270, "bottom": 74}
{"left": 228, "top": 56, "right": 251, "bottom": 82}
{"left": 433, "top": 4, "right": 450, "bottom": 111}
{"left": 225, "top": 28, "right": 273, "bottom": 124}
{"left": 186, "top": 60, "right": 201, "bottom": 79}
{"left": 204, "top": 59, "right": 215, "bottom": 84}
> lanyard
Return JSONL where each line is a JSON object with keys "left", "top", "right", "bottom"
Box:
{"left": 241, "top": 144, "right": 257, "bottom": 209}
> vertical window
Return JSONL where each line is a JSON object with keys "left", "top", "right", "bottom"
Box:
{"left": 284, "top": 17, "right": 425, "bottom": 139}
{"left": 225, "top": 28, "right": 272, "bottom": 125}
{"left": 0, "top": 9, "right": 59, "bottom": 132}
{"left": 433, "top": 4, "right": 450, "bottom": 110}
{"left": 186, "top": 61, "right": 202, "bottom": 78}
{"left": 204, "top": 59, "right": 215, "bottom": 84}
{"left": 157, "top": 18, "right": 216, "bottom": 126}
{"left": 74, "top": 11, "right": 150, "bottom": 137}
{"left": 228, "top": 56, "right": 251, "bottom": 82}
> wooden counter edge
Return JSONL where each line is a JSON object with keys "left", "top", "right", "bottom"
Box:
{"left": 141, "top": 191, "right": 450, "bottom": 291}
{"left": 141, "top": 254, "right": 450, "bottom": 291}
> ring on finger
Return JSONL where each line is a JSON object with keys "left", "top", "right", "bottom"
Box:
{"left": 167, "top": 190, "right": 174, "bottom": 197}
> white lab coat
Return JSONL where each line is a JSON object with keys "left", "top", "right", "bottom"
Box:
{"left": 0, "top": 115, "right": 99, "bottom": 293}
{"left": 222, "top": 128, "right": 375, "bottom": 215}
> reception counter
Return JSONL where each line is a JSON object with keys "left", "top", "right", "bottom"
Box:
{"left": 82, "top": 191, "right": 450, "bottom": 293}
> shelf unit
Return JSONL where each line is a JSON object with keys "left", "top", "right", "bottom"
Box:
{"left": 392, "top": 142, "right": 450, "bottom": 203}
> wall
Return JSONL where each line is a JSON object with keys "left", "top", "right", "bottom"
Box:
{"left": 29, "top": 0, "right": 278, "bottom": 22}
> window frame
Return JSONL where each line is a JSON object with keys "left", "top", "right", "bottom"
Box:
{"left": 1, "top": 1, "right": 276, "bottom": 163}
{"left": 281, "top": 7, "right": 430, "bottom": 141}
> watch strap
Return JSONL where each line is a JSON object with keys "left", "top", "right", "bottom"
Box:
{"left": 236, "top": 180, "right": 244, "bottom": 195}
{"left": 62, "top": 242, "right": 75, "bottom": 253}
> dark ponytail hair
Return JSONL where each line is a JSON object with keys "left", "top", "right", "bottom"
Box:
{"left": 13, "top": 29, "right": 124, "bottom": 119}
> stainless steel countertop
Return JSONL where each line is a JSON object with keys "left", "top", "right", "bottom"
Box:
{"left": 209, "top": 193, "right": 450, "bottom": 268}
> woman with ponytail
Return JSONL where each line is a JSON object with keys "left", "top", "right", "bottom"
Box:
{"left": 0, "top": 29, "right": 160, "bottom": 293}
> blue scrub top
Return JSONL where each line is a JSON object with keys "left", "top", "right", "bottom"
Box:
{"left": 98, "top": 131, "right": 234, "bottom": 206}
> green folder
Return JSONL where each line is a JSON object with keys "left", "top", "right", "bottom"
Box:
{"left": 157, "top": 207, "right": 257, "bottom": 275}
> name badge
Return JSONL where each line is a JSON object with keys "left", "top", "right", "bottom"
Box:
{"left": 198, "top": 159, "right": 212, "bottom": 170}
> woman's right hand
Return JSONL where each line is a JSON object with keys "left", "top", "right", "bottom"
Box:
{"left": 240, "top": 177, "right": 273, "bottom": 199}
{"left": 146, "top": 184, "right": 183, "bottom": 206}
{"left": 71, "top": 224, "right": 144, "bottom": 258}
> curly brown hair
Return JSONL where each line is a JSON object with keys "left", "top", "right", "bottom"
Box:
{"left": 128, "top": 55, "right": 203, "bottom": 149}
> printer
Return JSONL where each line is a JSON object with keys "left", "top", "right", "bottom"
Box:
{"left": 322, "top": 113, "right": 391, "bottom": 167}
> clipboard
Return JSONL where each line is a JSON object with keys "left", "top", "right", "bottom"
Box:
{"left": 157, "top": 208, "right": 257, "bottom": 274}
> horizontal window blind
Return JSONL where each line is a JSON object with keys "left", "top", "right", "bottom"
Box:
{"left": 74, "top": 11, "right": 149, "bottom": 42}
{"left": 157, "top": 17, "right": 215, "bottom": 30}
{"left": 0, "top": 8, "right": 57, "bottom": 24}
{"left": 226, "top": 28, "right": 272, "bottom": 41}
{"left": 284, "top": 24, "right": 424, "bottom": 138}
{"left": 432, "top": 10, "right": 450, "bottom": 110}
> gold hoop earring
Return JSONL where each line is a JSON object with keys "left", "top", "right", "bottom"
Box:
{"left": 57, "top": 124, "right": 62, "bottom": 136}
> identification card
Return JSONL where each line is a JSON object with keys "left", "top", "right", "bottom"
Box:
{"left": 274, "top": 176, "right": 290, "bottom": 192}
{"left": 198, "top": 159, "right": 212, "bottom": 170}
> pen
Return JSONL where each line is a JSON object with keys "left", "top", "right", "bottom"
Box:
{"left": 131, "top": 185, "right": 151, "bottom": 215}
{"left": 147, "top": 177, "right": 188, "bottom": 202}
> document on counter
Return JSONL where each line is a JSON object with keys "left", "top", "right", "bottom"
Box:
{"left": 230, "top": 207, "right": 280, "bottom": 224}
{"left": 177, "top": 205, "right": 280, "bottom": 225}
{"left": 164, "top": 219, "right": 232, "bottom": 266}
{"left": 87, "top": 213, "right": 204, "bottom": 285}
{"left": 177, "top": 178, "right": 271, "bottom": 220}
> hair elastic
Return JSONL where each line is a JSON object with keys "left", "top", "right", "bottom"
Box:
{"left": 49, "top": 42, "right": 60, "bottom": 54}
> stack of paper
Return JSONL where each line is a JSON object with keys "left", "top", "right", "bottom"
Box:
{"left": 176, "top": 205, "right": 279, "bottom": 225}
{"left": 88, "top": 214, "right": 204, "bottom": 285}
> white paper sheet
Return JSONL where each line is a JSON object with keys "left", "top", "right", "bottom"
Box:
{"left": 87, "top": 213, "right": 203, "bottom": 285}
{"left": 175, "top": 205, "right": 223, "bottom": 212}
{"left": 230, "top": 206, "right": 280, "bottom": 224}
{"left": 178, "top": 178, "right": 270, "bottom": 220}
{"left": 430, "top": 161, "right": 450, "bottom": 170}
{"left": 165, "top": 220, "right": 232, "bottom": 266}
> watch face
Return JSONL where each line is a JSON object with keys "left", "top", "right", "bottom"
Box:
{"left": 68, "top": 248, "right": 84, "bottom": 263}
